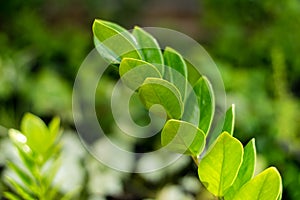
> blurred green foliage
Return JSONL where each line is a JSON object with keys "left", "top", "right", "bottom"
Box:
{"left": 4, "top": 114, "right": 66, "bottom": 199}
{"left": 0, "top": 0, "right": 299, "bottom": 199}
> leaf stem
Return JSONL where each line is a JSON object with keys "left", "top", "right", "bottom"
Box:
{"left": 192, "top": 156, "right": 199, "bottom": 166}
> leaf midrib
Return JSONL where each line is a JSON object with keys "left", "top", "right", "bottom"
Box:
{"left": 256, "top": 172, "right": 268, "bottom": 199}
{"left": 218, "top": 136, "right": 226, "bottom": 196}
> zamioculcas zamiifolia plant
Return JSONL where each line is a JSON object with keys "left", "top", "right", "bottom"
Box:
{"left": 92, "top": 19, "right": 283, "bottom": 200}
{"left": 3, "top": 113, "right": 72, "bottom": 200}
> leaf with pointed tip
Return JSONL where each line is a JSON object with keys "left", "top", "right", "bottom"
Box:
{"left": 232, "top": 167, "right": 282, "bottom": 200}
{"left": 161, "top": 119, "right": 206, "bottom": 156}
{"left": 163, "top": 47, "right": 188, "bottom": 100}
{"left": 193, "top": 76, "right": 214, "bottom": 134}
{"left": 139, "top": 78, "right": 183, "bottom": 119}
{"left": 198, "top": 132, "right": 243, "bottom": 197}
{"left": 93, "top": 19, "right": 142, "bottom": 63}
{"left": 119, "top": 58, "right": 161, "bottom": 90}
{"left": 225, "top": 139, "right": 256, "bottom": 199}
{"left": 208, "top": 105, "right": 234, "bottom": 147}
{"left": 132, "top": 26, "right": 164, "bottom": 74}
{"left": 49, "top": 116, "right": 61, "bottom": 143}
{"left": 222, "top": 104, "right": 235, "bottom": 135}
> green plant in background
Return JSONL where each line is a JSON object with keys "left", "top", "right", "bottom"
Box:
{"left": 3, "top": 113, "right": 70, "bottom": 199}
{"left": 93, "top": 19, "right": 283, "bottom": 199}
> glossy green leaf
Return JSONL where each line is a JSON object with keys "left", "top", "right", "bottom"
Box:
{"left": 20, "top": 113, "right": 50, "bottom": 154}
{"left": 232, "top": 167, "right": 282, "bottom": 200}
{"left": 198, "top": 132, "right": 243, "bottom": 197}
{"left": 222, "top": 104, "right": 235, "bottom": 135}
{"left": 119, "top": 58, "right": 161, "bottom": 90}
{"left": 163, "top": 47, "right": 188, "bottom": 100}
{"left": 139, "top": 78, "right": 183, "bottom": 119}
{"left": 93, "top": 19, "right": 142, "bottom": 63}
{"left": 132, "top": 26, "right": 164, "bottom": 74}
{"left": 161, "top": 119, "right": 206, "bottom": 156}
{"left": 225, "top": 139, "right": 256, "bottom": 199}
{"left": 193, "top": 76, "right": 214, "bottom": 134}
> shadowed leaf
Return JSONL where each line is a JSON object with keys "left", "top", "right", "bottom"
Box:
{"left": 119, "top": 58, "right": 161, "bottom": 90}
{"left": 139, "top": 78, "right": 183, "bottom": 119}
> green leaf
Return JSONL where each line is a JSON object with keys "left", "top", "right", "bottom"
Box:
{"left": 186, "top": 60, "right": 202, "bottom": 87}
{"left": 181, "top": 85, "right": 200, "bottom": 126}
{"left": 47, "top": 186, "right": 60, "bottom": 200}
{"left": 20, "top": 113, "right": 50, "bottom": 154}
{"left": 161, "top": 119, "right": 206, "bottom": 156}
{"left": 207, "top": 105, "right": 234, "bottom": 147}
{"left": 232, "top": 167, "right": 282, "bottom": 200}
{"left": 48, "top": 116, "right": 61, "bottom": 143}
{"left": 119, "top": 58, "right": 162, "bottom": 90}
{"left": 3, "top": 192, "right": 22, "bottom": 200}
{"left": 5, "top": 176, "right": 35, "bottom": 200}
{"left": 42, "top": 142, "right": 62, "bottom": 166}
{"left": 193, "top": 76, "right": 214, "bottom": 134}
{"left": 132, "top": 26, "right": 164, "bottom": 74}
{"left": 7, "top": 162, "right": 34, "bottom": 191}
{"left": 225, "top": 139, "right": 256, "bottom": 199}
{"left": 8, "top": 129, "right": 37, "bottom": 172}
{"left": 198, "top": 132, "right": 243, "bottom": 197}
{"left": 15, "top": 145, "right": 36, "bottom": 175}
{"left": 163, "top": 47, "right": 188, "bottom": 100}
{"left": 93, "top": 19, "right": 142, "bottom": 63}
{"left": 139, "top": 78, "right": 183, "bottom": 119}
{"left": 222, "top": 104, "right": 235, "bottom": 135}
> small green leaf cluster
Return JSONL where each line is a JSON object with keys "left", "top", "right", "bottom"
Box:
{"left": 93, "top": 19, "right": 282, "bottom": 199}
{"left": 4, "top": 113, "right": 64, "bottom": 200}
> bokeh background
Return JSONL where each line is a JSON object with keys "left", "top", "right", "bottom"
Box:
{"left": 0, "top": 0, "right": 299, "bottom": 199}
